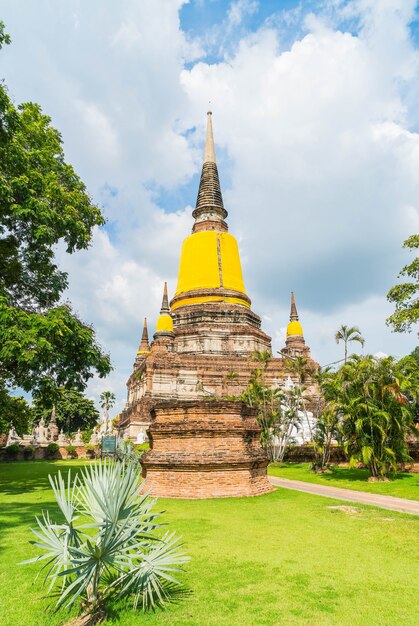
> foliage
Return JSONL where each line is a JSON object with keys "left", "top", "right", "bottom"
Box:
{"left": 32, "top": 388, "right": 100, "bottom": 434}
{"left": 65, "top": 445, "right": 77, "bottom": 458}
{"left": 387, "top": 234, "right": 419, "bottom": 334}
{"left": 0, "top": 24, "right": 111, "bottom": 402}
{"left": 23, "top": 461, "right": 188, "bottom": 620}
{"left": 23, "top": 445, "right": 35, "bottom": 460}
{"left": 0, "top": 386, "right": 33, "bottom": 435}
{"left": 46, "top": 442, "right": 59, "bottom": 459}
{"left": 85, "top": 444, "right": 97, "bottom": 458}
{"left": 240, "top": 352, "right": 284, "bottom": 461}
{"left": 82, "top": 427, "right": 94, "bottom": 445}
{"left": 335, "top": 325, "right": 365, "bottom": 362}
{"left": 5, "top": 443, "right": 20, "bottom": 458}
{"left": 332, "top": 355, "right": 419, "bottom": 479}
{"left": 310, "top": 367, "right": 341, "bottom": 472}
{"left": 115, "top": 439, "right": 141, "bottom": 465}
{"left": 100, "top": 391, "right": 116, "bottom": 420}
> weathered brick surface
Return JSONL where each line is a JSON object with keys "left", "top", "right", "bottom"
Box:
{"left": 141, "top": 400, "right": 273, "bottom": 498}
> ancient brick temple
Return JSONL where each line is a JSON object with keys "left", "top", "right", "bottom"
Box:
{"left": 117, "top": 112, "right": 317, "bottom": 498}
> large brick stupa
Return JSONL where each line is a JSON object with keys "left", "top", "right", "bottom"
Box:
{"left": 117, "top": 112, "right": 317, "bottom": 498}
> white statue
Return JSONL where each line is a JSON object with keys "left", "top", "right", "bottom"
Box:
{"left": 6, "top": 424, "right": 20, "bottom": 447}
{"left": 57, "top": 429, "right": 67, "bottom": 445}
{"left": 35, "top": 417, "right": 48, "bottom": 444}
{"left": 73, "top": 428, "right": 83, "bottom": 446}
{"left": 89, "top": 431, "right": 99, "bottom": 446}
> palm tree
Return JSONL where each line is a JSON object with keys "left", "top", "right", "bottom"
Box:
{"left": 100, "top": 391, "right": 116, "bottom": 432}
{"left": 335, "top": 325, "right": 365, "bottom": 363}
{"left": 336, "top": 354, "right": 418, "bottom": 479}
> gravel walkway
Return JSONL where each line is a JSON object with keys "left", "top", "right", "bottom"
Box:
{"left": 269, "top": 476, "right": 419, "bottom": 516}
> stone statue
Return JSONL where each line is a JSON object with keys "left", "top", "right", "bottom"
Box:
{"left": 73, "top": 428, "right": 83, "bottom": 446}
{"left": 89, "top": 430, "right": 99, "bottom": 446}
{"left": 6, "top": 424, "right": 20, "bottom": 447}
{"left": 35, "top": 417, "right": 48, "bottom": 444}
{"left": 57, "top": 429, "right": 68, "bottom": 446}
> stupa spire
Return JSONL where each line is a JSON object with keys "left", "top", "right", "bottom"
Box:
{"left": 154, "top": 282, "right": 174, "bottom": 339}
{"left": 290, "top": 292, "right": 299, "bottom": 322}
{"left": 137, "top": 317, "right": 150, "bottom": 354}
{"left": 286, "top": 292, "right": 304, "bottom": 338}
{"left": 204, "top": 110, "right": 216, "bottom": 163}
{"left": 192, "top": 112, "right": 227, "bottom": 231}
{"left": 161, "top": 282, "right": 170, "bottom": 314}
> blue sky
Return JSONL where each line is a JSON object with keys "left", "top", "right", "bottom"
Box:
{"left": 1, "top": 0, "right": 418, "bottom": 413}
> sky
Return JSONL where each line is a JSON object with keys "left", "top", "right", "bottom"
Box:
{"left": 1, "top": 0, "right": 418, "bottom": 415}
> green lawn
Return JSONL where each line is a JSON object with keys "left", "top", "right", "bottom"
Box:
{"left": 268, "top": 463, "right": 419, "bottom": 500}
{"left": 0, "top": 461, "right": 418, "bottom": 626}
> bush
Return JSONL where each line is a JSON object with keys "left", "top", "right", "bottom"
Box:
{"left": 65, "top": 445, "right": 77, "bottom": 458}
{"left": 85, "top": 443, "right": 97, "bottom": 458}
{"left": 82, "top": 428, "right": 93, "bottom": 445}
{"left": 24, "top": 461, "right": 189, "bottom": 620}
{"left": 5, "top": 443, "right": 20, "bottom": 459}
{"left": 23, "top": 445, "right": 35, "bottom": 460}
{"left": 46, "top": 442, "right": 60, "bottom": 459}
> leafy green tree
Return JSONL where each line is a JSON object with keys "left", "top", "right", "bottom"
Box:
{"left": 387, "top": 234, "right": 418, "bottom": 335}
{"left": 32, "top": 387, "right": 100, "bottom": 434}
{"left": 24, "top": 461, "right": 188, "bottom": 621}
{"left": 0, "top": 22, "right": 111, "bottom": 403}
{"left": 0, "top": 387, "right": 33, "bottom": 435}
{"left": 335, "top": 354, "right": 419, "bottom": 479}
{"left": 335, "top": 325, "right": 365, "bottom": 363}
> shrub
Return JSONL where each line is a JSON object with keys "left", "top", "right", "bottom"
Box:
{"left": 23, "top": 445, "right": 35, "bottom": 460}
{"left": 23, "top": 461, "right": 189, "bottom": 621}
{"left": 85, "top": 443, "right": 96, "bottom": 458}
{"left": 5, "top": 443, "right": 20, "bottom": 459}
{"left": 46, "top": 442, "right": 59, "bottom": 459}
{"left": 82, "top": 428, "right": 93, "bottom": 445}
{"left": 65, "top": 445, "right": 77, "bottom": 458}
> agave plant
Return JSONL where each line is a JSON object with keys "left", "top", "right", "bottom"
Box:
{"left": 23, "top": 461, "right": 188, "bottom": 622}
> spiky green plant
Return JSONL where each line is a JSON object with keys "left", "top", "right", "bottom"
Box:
{"left": 23, "top": 461, "right": 188, "bottom": 621}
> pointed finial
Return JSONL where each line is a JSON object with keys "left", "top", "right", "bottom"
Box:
{"left": 204, "top": 110, "right": 216, "bottom": 164}
{"left": 154, "top": 282, "right": 174, "bottom": 338}
{"left": 290, "top": 292, "right": 299, "bottom": 321}
{"left": 137, "top": 317, "right": 150, "bottom": 355}
{"left": 161, "top": 282, "right": 170, "bottom": 313}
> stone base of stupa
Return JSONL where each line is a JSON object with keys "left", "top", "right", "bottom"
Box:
{"left": 140, "top": 400, "right": 273, "bottom": 499}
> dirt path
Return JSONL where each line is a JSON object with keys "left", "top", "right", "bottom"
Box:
{"left": 269, "top": 476, "right": 419, "bottom": 516}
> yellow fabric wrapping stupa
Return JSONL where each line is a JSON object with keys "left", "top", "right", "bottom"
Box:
{"left": 286, "top": 320, "right": 304, "bottom": 337}
{"left": 156, "top": 314, "right": 174, "bottom": 332}
{"left": 174, "top": 231, "right": 248, "bottom": 308}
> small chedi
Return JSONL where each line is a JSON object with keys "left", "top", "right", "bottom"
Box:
{"left": 117, "top": 112, "right": 318, "bottom": 498}
{"left": 5, "top": 405, "right": 102, "bottom": 453}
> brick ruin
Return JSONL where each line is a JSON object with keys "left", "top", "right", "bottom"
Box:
{"left": 117, "top": 112, "right": 318, "bottom": 498}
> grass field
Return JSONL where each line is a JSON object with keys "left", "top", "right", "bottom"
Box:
{"left": 0, "top": 461, "right": 418, "bottom": 626}
{"left": 268, "top": 463, "right": 419, "bottom": 500}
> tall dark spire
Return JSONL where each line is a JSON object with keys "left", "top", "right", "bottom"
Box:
{"left": 192, "top": 112, "right": 227, "bottom": 230}
{"left": 137, "top": 317, "right": 150, "bottom": 355}
{"left": 160, "top": 282, "right": 170, "bottom": 314}
{"left": 290, "top": 292, "right": 299, "bottom": 322}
